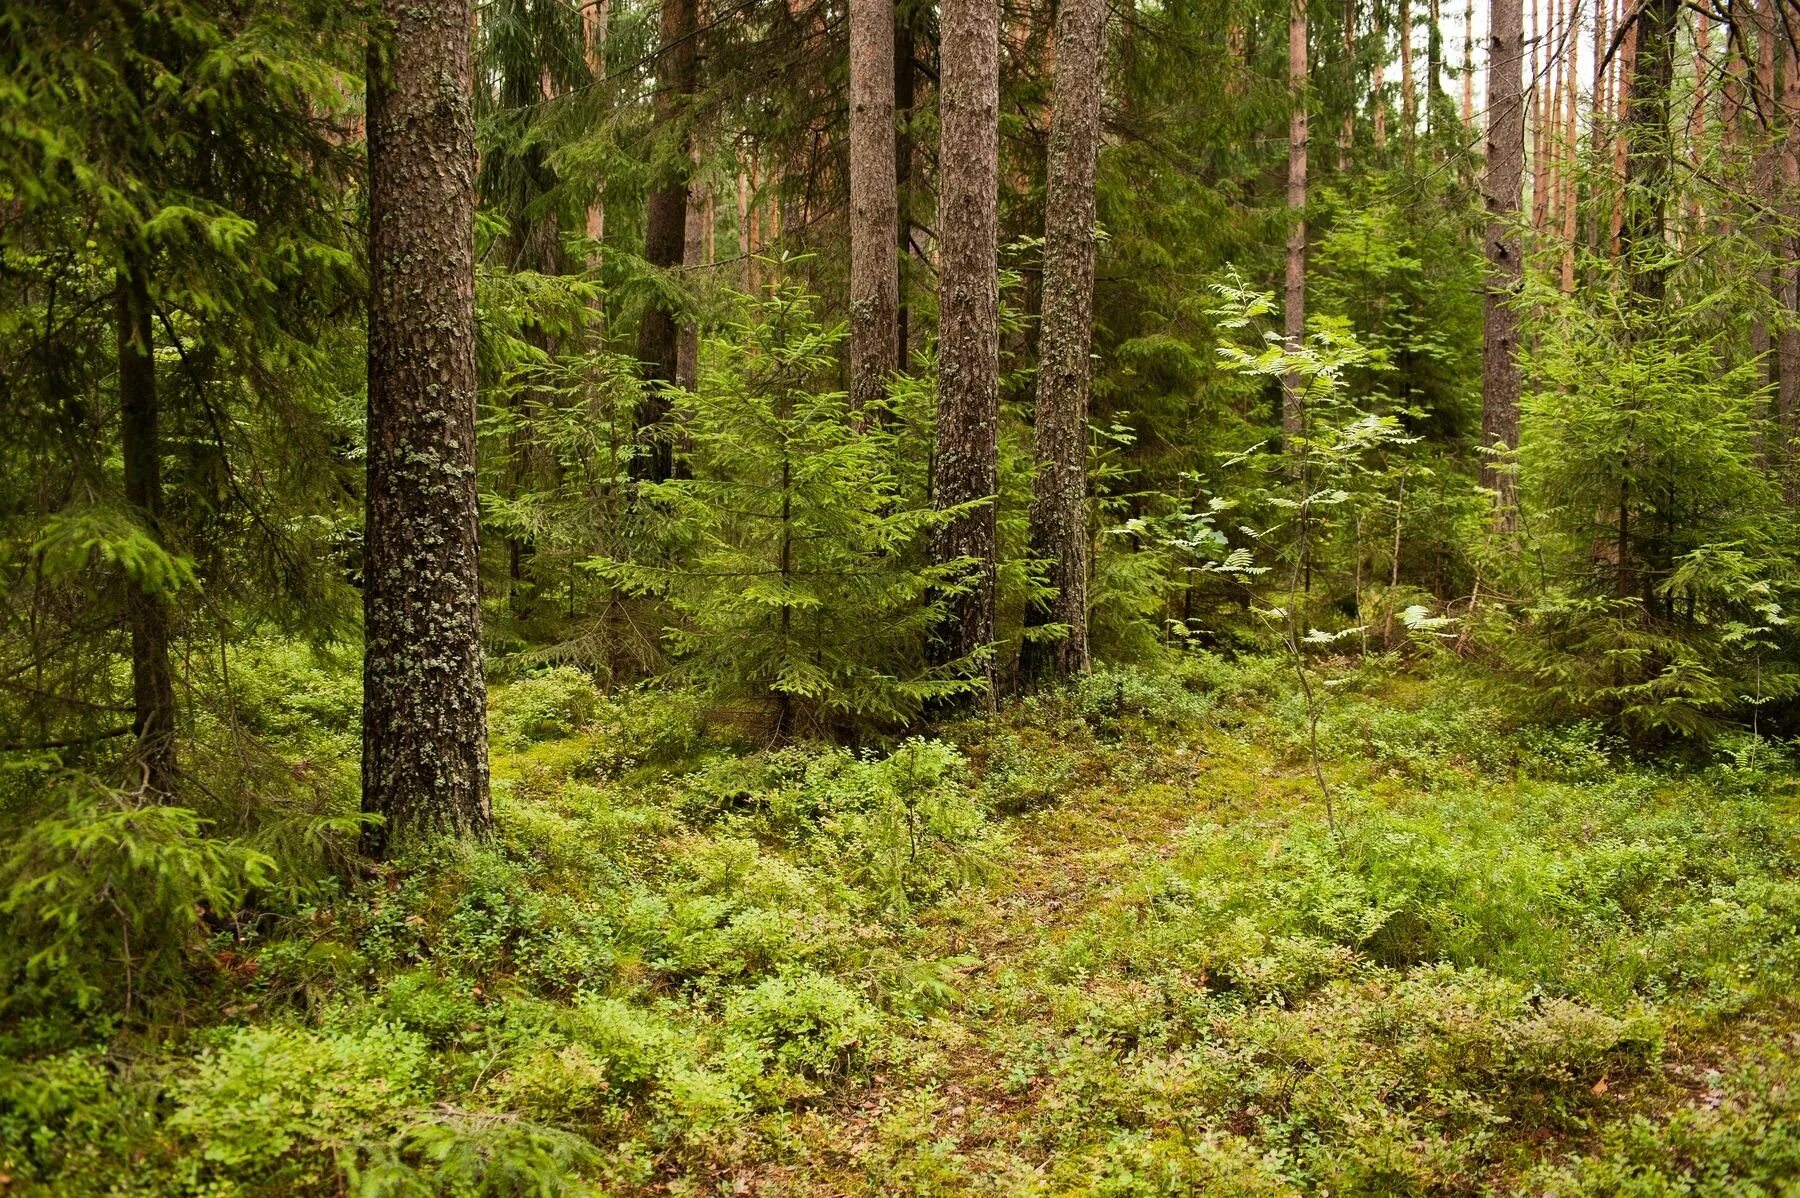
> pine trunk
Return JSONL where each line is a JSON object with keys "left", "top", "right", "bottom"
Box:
{"left": 363, "top": 0, "right": 491, "bottom": 856}
{"left": 1481, "top": 0, "right": 1526, "bottom": 519}
{"left": 117, "top": 255, "right": 177, "bottom": 800}
{"left": 849, "top": 0, "right": 899, "bottom": 415}
{"left": 1283, "top": 0, "right": 1308, "bottom": 434}
{"left": 931, "top": 0, "right": 1000, "bottom": 700}
{"left": 1023, "top": 0, "right": 1106, "bottom": 681}
{"left": 896, "top": 3, "right": 917, "bottom": 368}
{"left": 1780, "top": 32, "right": 1799, "bottom": 501}
{"left": 634, "top": 0, "right": 699, "bottom": 483}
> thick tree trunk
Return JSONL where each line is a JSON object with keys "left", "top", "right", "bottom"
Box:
{"left": 363, "top": 0, "right": 491, "bottom": 856}
{"left": 117, "top": 255, "right": 177, "bottom": 799}
{"left": 849, "top": 0, "right": 899, "bottom": 414}
{"left": 931, "top": 0, "right": 1000, "bottom": 700}
{"left": 1283, "top": 0, "right": 1308, "bottom": 434}
{"left": 1481, "top": 0, "right": 1526, "bottom": 519}
{"left": 896, "top": 3, "right": 917, "bottom": 368}
{"left": 1023, "top": 0, "right": 1106, "bottom": 682}
{"left": 634, "top": 0, "right": 699, "bottom": 483}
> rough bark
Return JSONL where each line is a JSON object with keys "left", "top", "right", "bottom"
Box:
{"left": 931, "top": 0, "right": 1000, "bottom": 700}
{"left": 896, "top": 2, "right": 917, "bottom": 367}
{"left": 363, "top": 0, "right": 491, "bottom": 856}
{"left": 1481, "top": 0, "right": 1526, "bottom": 519}
{"left": 849, "top": 0, "right": 899, "bottom": 414}
{"left": 1780, "top": 29, "right": 1799, "bottom": 501}
{"left": 1022, "top": 0, "right": 1106, "bottom": 682}
{"left": 1283, "top": 0, "right": 1308, "bottom": 434}
{"left": 117, "top": 254, "right": 177, "bottom": 800}
{"left": 634, "top": 0, "right": 699, "bottom": 483}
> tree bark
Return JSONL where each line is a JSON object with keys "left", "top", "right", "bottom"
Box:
{"left": 931, "top": 0, "right": 1000, "bottom": 700}
{"left": 1283, "top": 0, "right": 1308, "bottom": 434}
{"left": 849, "top": 0, "right": 899, "bottom": 415}
{"left": 1780, "top": 27, "right": 1799, "bottom": 501}
{"left": 1023, "top": 0, "right": 1106, "bottom": 682}
{"left": 1481, "top": 0, "right": 1526, "bottom": 519}
{"left": 363, "top": 0, "right": 491, "bottom": 856}
{"left": 117, "top": 254, "right": 177, "bottom": 800}
{"left": 634, "top": 0, "right": 699, "bottom": 483}
{"left": 896, "top": 2, "right": 917, "bottom": 368}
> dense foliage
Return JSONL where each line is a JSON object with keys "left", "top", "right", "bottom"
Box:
{"left": 4, "top": 0, "right": 1800, "bottom": 1190}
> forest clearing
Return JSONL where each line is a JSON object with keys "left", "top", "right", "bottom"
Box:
{"left": 6, "top": 0, "right": 1800, "bottom": 1190}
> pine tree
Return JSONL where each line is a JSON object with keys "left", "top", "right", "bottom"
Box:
{"left": 849, "top": 0, "right": 899, "bottom": 415}
{"left": 1023, "top": 0, "right": 1107, "bottom": 681}
{"left": 931, "top": 0, "right": 1001, "bottom": 699}
{"left": 1482, "top": 0, "right": 1527, "bottom": 521}
{"left": 1284, "top": 0, "right": 1310, "bottom": 434}
{"left": 635, "top": 0, "right": 700, "bottom": 483}
{"left": 363, "top": 0, "right": 492, "bottom": 855}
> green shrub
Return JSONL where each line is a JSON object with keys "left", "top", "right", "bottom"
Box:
{"left": 168, "top": 1022, "right": 431, "bottom": 1188}
{"left": 488, "top": 667, "right": 602, "bottom": 749}
{"left": 722, "top": 969, "right": 881, "bottom": 1080}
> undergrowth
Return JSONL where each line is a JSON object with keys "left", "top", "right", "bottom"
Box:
{"left": 2, "top": 653, "right": 1797, "bottom": 1195}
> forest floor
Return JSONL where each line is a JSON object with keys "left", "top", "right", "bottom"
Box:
{"left": 742, "top": 674, "right": 1800, "bottom": 1196}
{"left": 4, "top": 654, "right": 1800, "bottom": 1195}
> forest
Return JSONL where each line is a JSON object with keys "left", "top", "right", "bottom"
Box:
{"left": 3, "top": 0, "right": 1800, "bottom": 1190}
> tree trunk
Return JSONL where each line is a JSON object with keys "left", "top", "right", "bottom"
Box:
{"left": 1283, "top": 0, "right": 1308, "bottom": 434}
{"left": 931, "top": 0, "right": 1000, "bottom": 701}
{"left": 1621, "top": 0, "right": 1676, "bottom": 307}
{"left": 1780, "top": 29, "right": 1799, "bottom": 501}
{"left": 634, "top": 0, "right": 699, "bottom": 483}
{"left": 117, "top": 255, "right": 177, "bottom": 800}
{"left": 363, "top": 0, "right": 491, "bottom": 856}
{"left": 896, "top": 2, "right": 917, "bottom": 369}
{"left": 1400, "top": 0, "right": 1415, "bottom": 143}
{"left": 1427, "top": 0, "right": 1442, "bottom": 132}
{"left": 1341, "top": 0, "right": 1356, "bottom": 171}
{"left": 1561, "top": 0, "right": 1579, "bottom": 292}
{"left": 1481, "top": 0, "right": 1526, "bottom": 520}
{"left": 1373, "top": 4, "right": 1387, "bottom": 147}
{"left": 849, "top": 0, "right": 899, "bottom": 415}
{"left": 678, "top": 146, "right": 709, "bottom": 391}
{"left": 1462, "top": 0, "right": 1474, "bottom": 124}
{"left": 1023, "top": 0, "right": 1106, "bottom": 682}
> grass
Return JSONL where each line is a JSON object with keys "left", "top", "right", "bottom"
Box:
{"left": 3, "top": 655, "right": 1799, "bottom": 1195}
